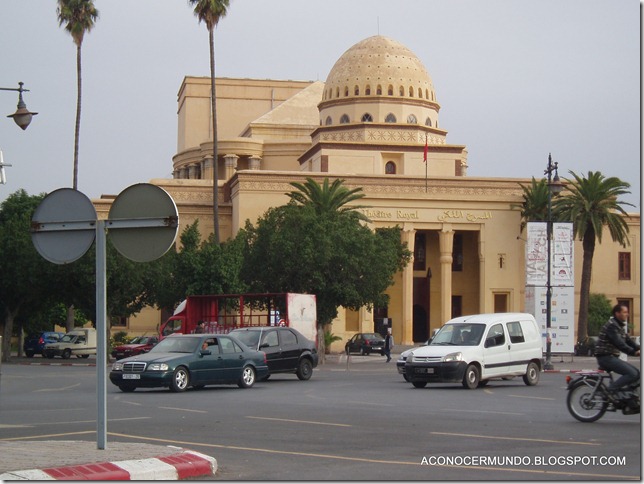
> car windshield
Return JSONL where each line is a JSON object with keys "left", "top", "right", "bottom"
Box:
{"left": 59, "top": 334, "right": 77, "bottom": 343}
{"left": 430, "top": 323, "right": 485, "bottom": 346}
{"left": 128, "top": 336, "right": 143, "bottom": 344}
{"left": 362, "top": 333, "right": 383, "bottom": 340}
{"left": 152, "top": 337, "right": 199, "bottom": 353}
{"left": 232, "top": 331, "right": 261, "bottom": 349}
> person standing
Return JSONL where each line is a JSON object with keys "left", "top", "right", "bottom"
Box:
{"left": 594, "top": 304, "right": 640, "bottom": 398}
{"left": 384, "top": 328, "right": 395, "bottom": 362}
{"left": 195, "top": 321, "right": 206, "bottom": 334}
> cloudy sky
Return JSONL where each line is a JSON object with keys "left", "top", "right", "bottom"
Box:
{"left": 0, "top": 0, "right": 639, "bottom": 209}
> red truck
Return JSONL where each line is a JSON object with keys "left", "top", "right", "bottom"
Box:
{"left": 159, "top": 293, "right": 317, "bottom": 343}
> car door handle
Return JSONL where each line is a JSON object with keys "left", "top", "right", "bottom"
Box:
{"left": 239, "top": 355, "right": 243, "bottom": 359}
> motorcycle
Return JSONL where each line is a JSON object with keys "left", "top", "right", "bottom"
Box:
{"left": 566, "top": 370, "right": 640, "bottom": 422}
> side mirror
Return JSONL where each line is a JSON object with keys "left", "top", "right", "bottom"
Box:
{"left": 484, "top": 337, "right": 494, "bottom": 348}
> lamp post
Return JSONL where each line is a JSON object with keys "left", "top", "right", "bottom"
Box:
{"left": 0, "top": 82, "right": 38, "bottom": 130}
{"left": 544, "top": 153, "right": 563, "bottom": 370}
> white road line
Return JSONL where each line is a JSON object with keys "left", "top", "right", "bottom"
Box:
{"left": 246, "top": 416, "right": 351, "bottom": 427}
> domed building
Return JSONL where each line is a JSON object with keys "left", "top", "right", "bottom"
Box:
{"left": 96, "top": 35, "right": 639, "bottom": 349}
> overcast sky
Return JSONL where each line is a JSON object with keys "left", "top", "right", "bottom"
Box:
{"left": 0, "top": 0, "right": 639, "bottom": 209}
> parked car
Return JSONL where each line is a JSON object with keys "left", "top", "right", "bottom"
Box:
{"left": 109, "top": 333, "right": 269, "bottom": 392}
{"left": 23, "top": 331, "right": 65, "bottom": 358}
{"left": 345, "top": 333, "right": 386, "bottom": 356}
{"left": 43, "top": 328, "right": 96, "bottom": 359}
{"left": 230, "top": 327, "right": 318, "bottom": 380}
{"left": 111, "top": 336, "right": 159, "bottom": 360}
{"left": 405, "top": 313, "right": 542, "bottom": 389}
{"left": 574, "top": 336, "right": 598, "bottom": 356}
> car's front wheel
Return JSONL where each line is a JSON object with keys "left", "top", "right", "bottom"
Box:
{"left": 118, "top": 384, "right": 136, "bottom": 393}
{"left": 62, "top": 349, "right": 71, "bottom": 359}
{"left": 239, "top": 365, "right": 256, "bottom": 388}
{"left": 523, "top": 362, "right": 540, "bottom": 386}
{"left": 412, "top": 381, "right": 427, "bottom": 388}
{"left": 296, "top": 359, "right": 313, "bottom": 380}
{"left": 170, "top": 366, "right": 190, "bottom": 392}
{"left": 462, "top": 364, "right": 480, "bottom": 389}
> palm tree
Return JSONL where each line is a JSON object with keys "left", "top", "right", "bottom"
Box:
{"left": 554, "top": 171, "right": 633, "bottom": 342}
{"left": 57, "top": 0, "right": 99, "bottom": 191}
{"left": 287, "top": 177, "right": 370, "bottom": 221}
{"left": 188, "top": 0, "right": 231, "bottom": 244}
{"left": 514, "top": 177, "right": 550, "bottom": 231}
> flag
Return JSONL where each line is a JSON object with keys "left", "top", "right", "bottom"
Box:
{"left": 423, "top": 133, "right": 428, "bottom": 163}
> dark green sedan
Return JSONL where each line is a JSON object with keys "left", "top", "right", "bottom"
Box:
{"left": 109, "top": 334, "right": 269, "bottom": 392}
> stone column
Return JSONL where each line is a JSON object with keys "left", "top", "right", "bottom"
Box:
{"left": 188, "top": 163, "right": 200, "bottom": 179}
{"left": 401, "top": 226, "right": 415, "bottom": 345}
{"left": 224, "top": 154, "right": 239, "bottom": 180}
{"left": 202, "top": 156, "right": 213, "bottom": 180}
{"left": 478, "top": 228, "right": 486, "bottom": 313}
{"left": 248, "top": 155, "right": 262, "bottom": 171}
{"left": 439, "top": 225, "right": 454, "bottom": 324}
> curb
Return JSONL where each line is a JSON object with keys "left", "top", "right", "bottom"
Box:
{"left": 0, "top": 450, "right": 217, "bottom": 481}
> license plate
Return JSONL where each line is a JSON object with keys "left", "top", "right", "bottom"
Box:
{"left": 416, "top": 368, "right": 434, "bottom": 374}
{"left": 373, "top": 347, "right": 382, "bottom": 350}
{"left": 123, "top": 374, "right": 140, "bottom": 380}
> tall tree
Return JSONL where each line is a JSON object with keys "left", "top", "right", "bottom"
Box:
{"left": 57, "top": 0, "right": 99, "bottom": 190}
{"left": 188, "top": 0, "right": 231, "bottom": 244}
{"left": 287, "top": 177, "right": 369, "bottom": 222}
{"left": 554, "top": 171, "right": 633, "bottom": 342}
{"left": 514, "top": 177, "right": 550, "bottom": 231}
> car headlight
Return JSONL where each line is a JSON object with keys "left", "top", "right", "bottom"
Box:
{"left": 112, "top": 362, "right": 123, "bottom": 371}
{"left": 442, "top": 352, "right": 463, "bottom": 362}
{"left": 148, "top": 363, "right": 169, "bottom": 371}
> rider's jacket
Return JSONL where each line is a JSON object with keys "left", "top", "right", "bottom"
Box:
{"left": 595, "top": 317, "right": 640, "bottom": 358}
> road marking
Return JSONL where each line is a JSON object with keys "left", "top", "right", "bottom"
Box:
{"left": 158, "top": 406, "right": 209, "bottom": 414}
{"left": 440, "top": 408, "right": 524, "bottom": 416}
{"left": 431, "top": 432, "right": 600, "bottom": 446}
{"left": 34, "top": 383, "right": 81, "bottom": 392}
{"left": 1, "top": 431, "right": 95, "bottom": 440}
{"left": 508, "top": 394, "right": 555, "bottom": 401}
{"left": 346, "top": 401, "right": 395, "bottom": 407}
{"left": 246, "top": 416, "right": 351, "bottom": 427}
{"left": 106, "top": 432, "right": 636, "bottom": 479}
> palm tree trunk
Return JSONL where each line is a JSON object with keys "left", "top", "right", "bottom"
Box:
{"left": 73, "top": 43, "right": 82, "bottom": 191}
{"left": 577, "top": 228, "right": 596, "bottom": 342}
{"left": 209, "top": 27, "right": 220, "bottom": 244}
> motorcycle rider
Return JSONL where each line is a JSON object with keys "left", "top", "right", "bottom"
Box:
{"left": 594, "top": 304, "right": 640, "bottom": 400}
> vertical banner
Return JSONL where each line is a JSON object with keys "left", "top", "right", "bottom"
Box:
{"left": 552, "top": 222, "right": 574, "bottom": 286}
{"left": 525, "top": 222, "right": 547, "bottom": 286}
{"left": 525, "top": 286, "right": 575, "bottom": 353}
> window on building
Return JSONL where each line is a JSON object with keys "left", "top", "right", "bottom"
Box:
{"left": 365, "top": 85, "right": 371, "bottom": 95}
{"left": 409, "top": 86, "right": 414, "bottom": 97}
{"left": 385, "top": 113, "right": 397, "bottom": 123}
{"left": 377, "top": 85, "right": 382, "bottom": 95}
{"left": 425, "top": 117, "right": 432, "bottom": 127}
{"left": 361, "top": 113, "right": 373, "bottom": 122}
{"left": 494, "top": 293, "right": 509, "bottom": 313}
{"left": 414, "top": 233, "right": 426, "bottom": 270}
{"left": 344, "top": 87, "right": 349, "bottom": 97}
{"left": 399, "top": 86, "right": 405, "bottom": 96}
{"left": 340, "top": 114, "right": 350, "bottom": 124}
{"left": 335, "top": 87, "right": 340, "bottom": 98}
{"left": 387, "top": 85, "right": 394, "bottom": 95}
{"left": 325, "top": 116, "right": 332, "bottom": 126}
{"left": 407, "top": 114, "right": 417, "bottom": 124}
{"left": 452, "top": 233, "right": 463, "bottom": 272}
{"left": 111, "top": 316, "right": 127, "bottom": 328}
{"left": 354, "top": 85, "right": 360, "bottom": 95}
{"left": 385, "top": 161, "right": 396, "bottom": 174}
{"left": 418, "top": 88, "right": 423, "bottom": 98}
{"left": 618, "top": 252, "right": 631, "bottom": 280}
{"left": 452, "top": 296, "right": 462, "bottom": 318}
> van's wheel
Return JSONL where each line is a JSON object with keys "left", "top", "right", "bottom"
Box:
{"left": 62, "top": 349, "right": 71, "bottom": 359}
{"left": 477, "top": 379, "right": 489, "bottom": 388}
{"left": 238, "top": 365, "right": 256, "bottom": 388}
{"left": 523, "top": 362, "right": 540, "bottom": 386}
{"left": 462, "top": 364, "right": 480, "bottom": 389}
{"left": 80, "top": 354, "right": 90, "bottom": 359}
{"left": 296, "top": 359, "right": 313, "bottom": 380}
{"left": 118, "top": 385, "right": 136, "bottom": 393}
{"left": 170, "top": 366, "right": 190, "bottom": 392}
{"left": 412, "top": 381, "right": 427, "bottom": 388}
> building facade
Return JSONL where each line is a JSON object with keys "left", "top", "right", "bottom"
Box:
{"left": 95, "top": 35, "right": 640, "bottom": 348}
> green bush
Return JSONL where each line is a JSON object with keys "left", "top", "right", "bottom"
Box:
{"left": 111, "top": 331, "right": 129, "bottom": 346}
{"left": 588, "top": 293, "right": 612, "bottom": 336}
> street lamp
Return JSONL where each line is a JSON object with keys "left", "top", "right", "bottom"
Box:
{"left": 544, "top": 153, "right": 563, "bottom": 370}
{"left": 1, "top": 82, "right": 38, "bottom": 130}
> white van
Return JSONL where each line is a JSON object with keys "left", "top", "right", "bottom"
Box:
{"left": 405, "top": 313, "right": 542, "bottom": 389}
{"left": 43, "top": 328, "right": 97, "bottom": 359}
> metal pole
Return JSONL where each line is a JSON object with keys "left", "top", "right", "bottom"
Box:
{"left": 544, "top": 154, "right": 555, "bottom": 371}
{"left": 96, "top": 220, "right": 107, "bottom": 449}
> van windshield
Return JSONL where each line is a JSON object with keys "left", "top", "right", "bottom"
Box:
{"left": 430, "top": 323, "right": 485, "bottom": 346}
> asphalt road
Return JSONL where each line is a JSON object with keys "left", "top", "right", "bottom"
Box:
{"left": 0, "top": 356, "right": 640, "bottom": 480}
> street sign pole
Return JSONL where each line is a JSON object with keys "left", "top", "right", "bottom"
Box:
{"left": 96, "top": 220, "right": 107, "bottom": 450}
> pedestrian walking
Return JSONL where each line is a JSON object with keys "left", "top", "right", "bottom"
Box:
{"left": 384, "top": 328, "right": 395, "bottom": 362}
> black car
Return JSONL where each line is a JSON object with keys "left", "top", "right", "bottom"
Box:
{"left": 345, "top": 332, "right": 386, "bottom": 356}
{"left": 23, "top": 331, "right": 65, "bottom": 357}
{"left": 230, "top": 327, "right": 318, "bottom": 380}
{"left": 109, "top": 333, "right": 269, "bottom": 392}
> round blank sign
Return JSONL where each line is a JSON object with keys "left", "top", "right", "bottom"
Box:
{"left": 31, "top": 188, "right": 97, "bottom": 264}
{"left": 108, "top": 183, "right": 178, "bottom": 262}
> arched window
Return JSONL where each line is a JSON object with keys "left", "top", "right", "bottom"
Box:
{"left": 361, "top": 113, "right": 373, "bottom": 122}
{"left": 425, "top": 117, "right": 432, "bottom": 127}
{"left": 325, "top": 116, "right": 333, "bottom": 126}
{"left": 409, "top": 86, "right": 414, "bottom": 97}
{"left": 385, "top": 113, "right": 397, "bottom": 123}
{"left": 344, "top": 87, "right": 349, "bottom": 97}
{"left": 385, "top": 161, "right": 396, "bottom": 174}
{"left": 425, "top": 89, "right": 429, "bottom": 99}
{"left": 340, "top": 114, "right": 350, "bottom": 124}
{"left": 407, "top": 114, "right": 417, "bottom": 124}
{"left": 365, "top": 85, "right": 371, "bottom": 95}
{"left": 377, "top": 85, "right": 382, "bottom": 95}
{"left": 399, "top": 86, "right": 405, "bottom": 96}
{"left": 418, "top": 88, "right": 423, "bottom": 98}
{"left": 388, "top": 85, "right": 394, "bottom": 96}
{"left": 335, "top": 87, "right": 340, "bottom": 98}
{"left": 354, "top": 85, "right": 360, "bottom": 96}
